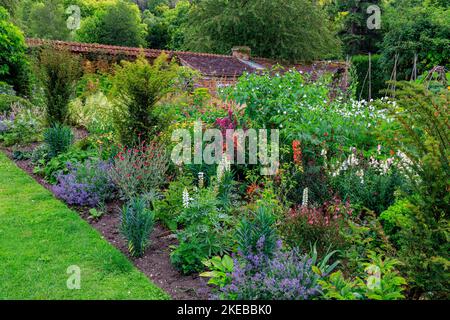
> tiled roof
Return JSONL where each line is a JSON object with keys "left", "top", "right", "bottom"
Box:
{"left": 177, "top": 53, "right": 259, "bottom": 77}
{"left": 26, "top": 38, "right": 348, "bottom": 79}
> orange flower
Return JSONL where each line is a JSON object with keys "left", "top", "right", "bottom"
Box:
{"left": 292, "top": 140, "right": 302, "bottom": 165}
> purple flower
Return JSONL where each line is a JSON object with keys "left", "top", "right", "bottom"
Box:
{"left": 221, "top": 246, "right": 323, "bottom": 300}
{"left": 52, "top": 160, "right": 115, "bottom": 207}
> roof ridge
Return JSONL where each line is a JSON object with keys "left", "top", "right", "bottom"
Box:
{"left": 25, "top": 38, "right": 235, "bottom": 59}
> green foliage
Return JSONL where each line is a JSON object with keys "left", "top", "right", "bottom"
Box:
{"left": 109, "top": 139, "right": 169, "bottom": 200}
{"left": 43, "top": 124, "right": 74, "bottom": 159}
{"left": 76, "top": 0, "right": 147, "bottom": 47}
{"left": 310, "top": 244, "right": 341, "bottom": 279}
{"left": 120, "top": 196, "right": 155, "bottom": 258}
{"left": 111, "top": 54, "right": 182, "bottom": 145}
{"left": 20, "top": 0, "right": 70, "bottom": 40}
{"left": 379, "top": 199, "right": 414, "bottom": 247}
{"left": 154, "top": 175, "right": 193, "bottom": 231}
{"left": 377, "top": 83, "right": 448, "bottom": 296}
{"left": 39, "top": 48, "right": 81, "bottom": 125}
{"left": 68, "top": 92, "right": 115, "bottom": 133}
{"left": 200, "top": 255, "right": 233, "bottom": 288}
{"left": 330, "top": 164, "right": 406, "bottom": 215}
{"left": 351, "top": 54, "right": 386, "bottom": 100}
{"left": 0, "top": 96, "right": 43, "bottom": 147}
{"left": 184, "top": 0, "right": 340, "bottom": 62}
{"left": 380, "top": 2, "right": 450, "bottom": 80}
{"left": 0, "top": 6, "right": 30, "bottom": 96}
{"left": 319, "top": 252, "right": 407, "bottom": 300}
{"left": 88, "top": 207, "right": 103, "bottom": 219}
{"left": 142, "top": 0, "right": 190, "bottom": 50}
{"left": 236, "top": 206, "right": 278, "bottom": 257}
{"left": 30, "top": 143, "right": 50, "bottom": 164}
{"left": 171, "top": 187, "right": 232, "bottom": 274}
{"left": 329, "top": 0, "right": 383, "bottom": 55}
{"left": 0, "top": 0, "right": 18, "bottom": 15}
{"left": 338, "top": 212, "right": 395, "bottom": 276}
{"left": 35, "top": 148, "right": 96, "bottom": 184}
{"left": 0, "top": 94, "right": 33, "bottom": 113}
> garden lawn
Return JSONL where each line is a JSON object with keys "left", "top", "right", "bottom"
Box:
{"left": 0, "top": 152, "right": 169, "bottom": 300}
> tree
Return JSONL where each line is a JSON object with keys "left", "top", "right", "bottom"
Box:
{"left": 111, "top": 53, "right": 182, "bottom": 145}
{"left": 76, "top": 0, "right": 147, "bottom": 47}
{"left": 39, "top": 48, "right": 81, "bottom": 125}
{"left": 0, "top": 6, "right": 30, "bottom": 96}
{"left": 143, "top": 0, "right": 190, "bottom": 50}
{"left": 0, "top": 0, "right": 18, "bottom": 15}
{"left": 379, "top": 0, "right": 450, "bottom": 81}
{"left": 183, "top": 0, "right": 340, "bottom": 62}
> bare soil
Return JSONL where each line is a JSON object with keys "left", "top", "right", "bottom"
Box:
{"left": 1, "top": 146, "right": 211, "bottom": 300}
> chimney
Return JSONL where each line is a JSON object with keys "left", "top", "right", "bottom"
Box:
{"left": 232, "top": 46, "right": 251, "bottom": 61}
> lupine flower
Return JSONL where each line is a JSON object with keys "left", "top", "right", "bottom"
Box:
{"left": 302, "top": 187, "right": 309, "bottom": 207}
{"left": 182, "top": 187, "right": 191, "bottom": 208}
{"left": 217, "top": 154, "right": 230, "bottom": 182}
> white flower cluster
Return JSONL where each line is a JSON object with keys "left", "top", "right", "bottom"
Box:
{"left": 369, "top": 156, "right": 395, "bottom": 175}
{"left": 302, "top": 187, "right": 309, "bottom": 207}
{"left": 321, "top": 149, "right": 328, "bottom": 169}
{"left": 182, "top": 187, "right": 193, "bottom": 209}
{"left": 332, "top": 148, "right": 360, "bottom": 177}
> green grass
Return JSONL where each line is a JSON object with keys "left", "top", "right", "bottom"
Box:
{"left": 0, "top": 152, "right": 170, "bottom": 300}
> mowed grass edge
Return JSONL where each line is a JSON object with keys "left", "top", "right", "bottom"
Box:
{"left": 0, "top": 152, "right": 170, "bottom": 300}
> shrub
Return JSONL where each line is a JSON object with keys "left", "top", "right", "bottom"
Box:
{"left": 109, "top": 139, "right": 168, "bottom": 200}
{"left": 236, "top": 206, "right": 278, "bottom": 257}
{"left": 319, "top": 252, "right": 406, "bottom": 300}
{"left": 377, "top": 82, "right": 449, "bottom": 298}
{"left": 171, "top": 187, "right": 232, "bottom": 274}
{"left": 0, "top": 7, "right": 30, "bottom": 96}
{"left": 43, "top": 125, "right": 74, "bottom": 159}
{"left": 31, "top": 143, "right": 50, "bottom": 164}
{"left": 34, "top": 148, "right": 96, "bottom": 183}
{"left": 111, "top": 54, "right": 184, "bottom": 145}
{"left": 154, "top": 175, "right": 194, "bottom": 231}
{"left": 0, "top": 94, "right": 34, "bottom": 113}
{"left": 379, "top": 199, "right": 414, "bottom": 248}
{"left": 68, "top": 92, "right": 115, "bottom": 133}
{"left": 281, "top": 196, "right": 351, "bottom": 255}
{"left": 0, "top": 102, "right": 43, "bottom": 146}
{"left": 39, "top": 48, "right": 81, "bottom": 125}
{"left": 120, "top": 197, "right": 155, "bottom": 258}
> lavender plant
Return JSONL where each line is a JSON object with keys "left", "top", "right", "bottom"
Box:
{"left": 221, "top": 238, "right": 329, "bottom": 300}
{"left": 53, "top": 173, "right": 99, "bottom": 207}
